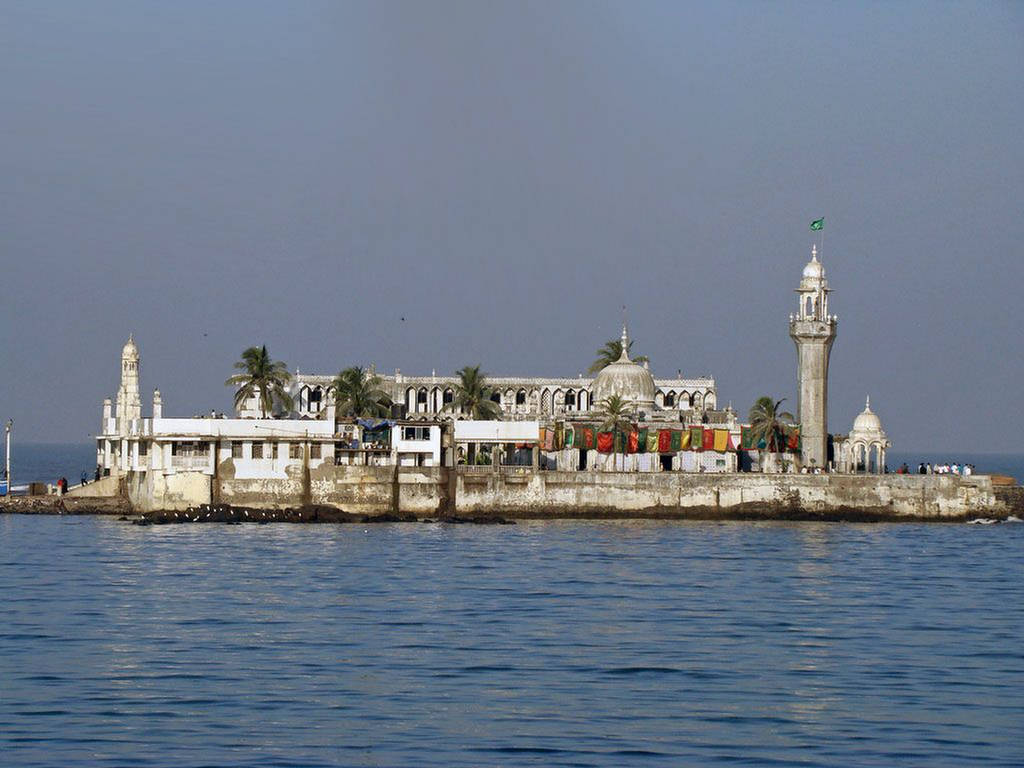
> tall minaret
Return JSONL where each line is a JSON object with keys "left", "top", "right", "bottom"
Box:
{"left": 789, "top": 246, "right": 837, "bottom": 468}
{"left": 115, "top": 335, "right": 142, "bottom": 430}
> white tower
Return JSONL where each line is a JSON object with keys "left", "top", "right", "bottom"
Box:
{"left": 115, "top": 335, "right": 142, "bottom": 430}
{"left": 789, "top": 246, "right": 837, "bottom": 468}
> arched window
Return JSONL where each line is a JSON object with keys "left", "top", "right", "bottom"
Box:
{"left": 564, "top": 390, "right": 576, "bottom": 408}
{"left": 417, "top": 388, "right": 428, "bottom": 411}
{"left": 443, "top": 388, "right": 454, "bottom": 405}
{"left": 806, "top": 296, "right": 814, "bottom": 317}
{"left": 541, "top": 389, "right": 552, "bottom": 413}
{"left": 515, "top": 390, "right": 527, "bottom": 405}
{"left": 665, "top": 391, "right": 676, "bottom": 407}
{"left": 490, "top": 391, "right": 502, "bottom": 403}
{"left": 309, "top": 387, "right": 323, "bottom": 412}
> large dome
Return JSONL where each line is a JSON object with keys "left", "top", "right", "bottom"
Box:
{"left": 591, "top": 327, "right": 657, "bottom": 411}
{"left": 852, "top": 396, "right": 883, "bottom": 433}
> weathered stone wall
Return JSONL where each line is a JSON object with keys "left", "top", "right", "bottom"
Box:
{"left": 0, "top": 494, "right": 130, "bottom": 515}
{"left": 121, "top": 461, "right": 451, "bottom": 516}
{"left": 455, "top": 471, "right": 1008, "bottom": 520}
{"left": 127, "top": 471, "right": 212, "bottom": 513}
{"left": 100, "top": 463, "right": 1017, "bottom": 521}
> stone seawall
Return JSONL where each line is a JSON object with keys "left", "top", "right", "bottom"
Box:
{"left": 456, "top": 471, "right": 1011, "bottom": 521}
{"left": 94, "top": 464, "right": 1024, "bottom": 521}
{"left": 0, "top": 494, "right": 130, "bottom": 516}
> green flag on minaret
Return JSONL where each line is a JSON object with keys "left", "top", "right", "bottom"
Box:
{"left": 810, "top": 217, "right": 824, "bottom": 231}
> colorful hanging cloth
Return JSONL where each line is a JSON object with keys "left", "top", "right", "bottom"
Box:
{"left": 714, "top": 429, "right": 729, "bottom": 452}
{"left": 615, "top": 430, "right": 627, "bottom": 454}
{"left": 597, "top": 431, "right": 614, "bottom": 454}
{"left": 787, "top": 427, "right": 801, "bottom": 452}
{"left": 741, "top": 426, "right": 758, "bottom": 450}
{"left": 670, "top": 429, "right": 683, "bottom": 452}
{"left": 702, "top": 428, "right": 715, "bottom": 451}
{"left": 628, "top": 430, "right": 639, "bottom": 454}
{"left": 543, "top": 428, "right": 555, "bottom": 451}
{"left": 690, "top": 427, "right": 704, "bottom": 450}
{"left": 646, "top": 431, "right": 659, "bottom": 453}
{"left": 637, "top": 428, "right": 648, "bottom": 453}
{"left": 554, "top": 422, "right": 564, "bottom": 450}
{"left": 564, "top": 425, "right": 574, "bottom": 447}
{"left": 658, "top": 429, "right": 672, "bottom": 453}
{"left": 583, "top": 426, "right": 595, "bottom": 450}
{"left": 680, "top": 429, "right": 691, "bottom": 450}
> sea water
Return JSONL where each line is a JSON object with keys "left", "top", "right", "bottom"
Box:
{"left": 0, "top": 516, "right": 1021, "bottom": 767}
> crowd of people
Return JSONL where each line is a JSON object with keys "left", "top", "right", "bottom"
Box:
{"left": 894, "top": 462, "right": 976, "bottom": 475}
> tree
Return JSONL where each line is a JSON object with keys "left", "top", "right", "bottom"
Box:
{"left": 453, "top": 365, "right": 502, "bottom": 420}
{"left": 597, "top": 394, "right": 634, "bottom": 434}
{"left": 587, "top": 338, "right": 649, "bottom": 374}
{"left": 225, "top": 345, "right": 293, "bottom": 418}
{"left": 748, "top": 396, "right": 795, "bottom": 471}
{"left": 331, "top": 366, "right": 392, "bottom": 418}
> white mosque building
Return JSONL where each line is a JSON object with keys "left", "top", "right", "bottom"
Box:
{"left": 94, "top": 245, "right": 890, "bottom": 479}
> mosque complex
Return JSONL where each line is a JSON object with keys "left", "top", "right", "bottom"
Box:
{"left": 94, "top": 245, "right": 891, "bottom": 482}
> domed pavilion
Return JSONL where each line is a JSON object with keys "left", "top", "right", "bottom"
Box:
{"left": 590, "top": 325, "right": 657, "bottom": 415}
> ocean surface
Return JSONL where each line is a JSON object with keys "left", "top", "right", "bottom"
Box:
{"left": 1, "top": 516, "right": 1021, "bottom": 767}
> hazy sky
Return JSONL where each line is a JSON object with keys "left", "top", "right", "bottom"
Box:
{"left": 2, "top": 1, "right": 1022, "bottom": 452}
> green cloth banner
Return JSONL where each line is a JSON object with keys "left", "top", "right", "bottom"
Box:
{"left": 615, "top": 430, "right": 627, "bottom": 454}
{"left": 810, "top": 217, "right": 824, "bottom": 231}
{"left": 690, "top": 427, "right": 703, "bottom": 450}
{"left": 740, "top": 425, "right": 758, "bottom": 450}
{"left": 637, "top": 428, "right": 648, "bottom": 453}
{"left": 670, "top": 429, "right": 682, "bottom": 452}
{"left": 646, "top": 431, "right": 659, "bottom": 453}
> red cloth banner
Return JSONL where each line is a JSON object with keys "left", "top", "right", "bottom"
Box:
{"left": 658, "top": 429, "right": 672, "bottom": 453}
{"left": 627, "top": 430, "right": 639, "bottom": 454}
{"left": 702, "top": 428, "right": 715, "bottom": 451}
{"left": 582, "top": 427, "right": 595, "bottom": 450}
{"left": 597, "top": 431, "right": 614, "bottom": 454}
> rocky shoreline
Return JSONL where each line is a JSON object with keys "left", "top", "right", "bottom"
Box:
{"left": 3, "top": 495, "right": 1021, "bottom": 524}
{"left": 135, "top": 503, "right": 515, "bottom": 525}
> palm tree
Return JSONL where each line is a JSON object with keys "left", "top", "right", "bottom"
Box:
{"left": 225, "top": 346, "right": 293, "bottom": 418}
{"left": 331, "top": 366, "right": 392, "bottom": 418}
{"left": 748, "top": 396, "right": 795, "bottom": 471}
{"left": 587, "top": 338, "right": 649, "bottom": 374}
{"left": 597, "top": 394, "right": 634, "bottom": 434}
{"left": 454, "top": 365, "right": 502, "bottom": 420}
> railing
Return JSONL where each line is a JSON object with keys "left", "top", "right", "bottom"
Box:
{"left": 171, "top": 455, "right": 210, "bottom": 470}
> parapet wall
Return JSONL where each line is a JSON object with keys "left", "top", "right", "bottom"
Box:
{"left": 115, "top": 462, "right": 1016, "bottom": 520}
{"left": 455, "top": 471, "right": 1005, "bottom": 520}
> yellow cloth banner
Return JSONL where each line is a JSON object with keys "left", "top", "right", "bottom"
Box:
{"left": 680, "top": 430, "right": 691, "bottom": 449}
{"left": 713, "top": 429, "right": 729, "bottom": 452}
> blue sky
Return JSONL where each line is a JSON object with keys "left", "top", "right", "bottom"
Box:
{"left": 2, "top": 1, "right": 1022, "bottom": 451}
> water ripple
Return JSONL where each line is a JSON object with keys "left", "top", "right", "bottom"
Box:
{"left": 0, "top": 515, "right": 1022, "bottom": 767}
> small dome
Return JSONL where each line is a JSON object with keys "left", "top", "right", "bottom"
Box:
{"left": 852, "top": 396, "right": 883, "bottom": 433}
{"left": 802, "top": 245, "right": 825, "bottom": 279}
{"left": 591, "top": 325, "right": 657, "bottom": 409}
{"left": 122, "top": 334, "right": 139, "bottom": 359}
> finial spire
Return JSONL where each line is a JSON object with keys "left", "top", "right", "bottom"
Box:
{"left": 619, "top": 321, "right": 631, "bottom": 361}
{"left": 811, "top": 244, "right": 818, "bottom": 262}
{"left": 865, "top": 395, "right": 871, "bottom": 411}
